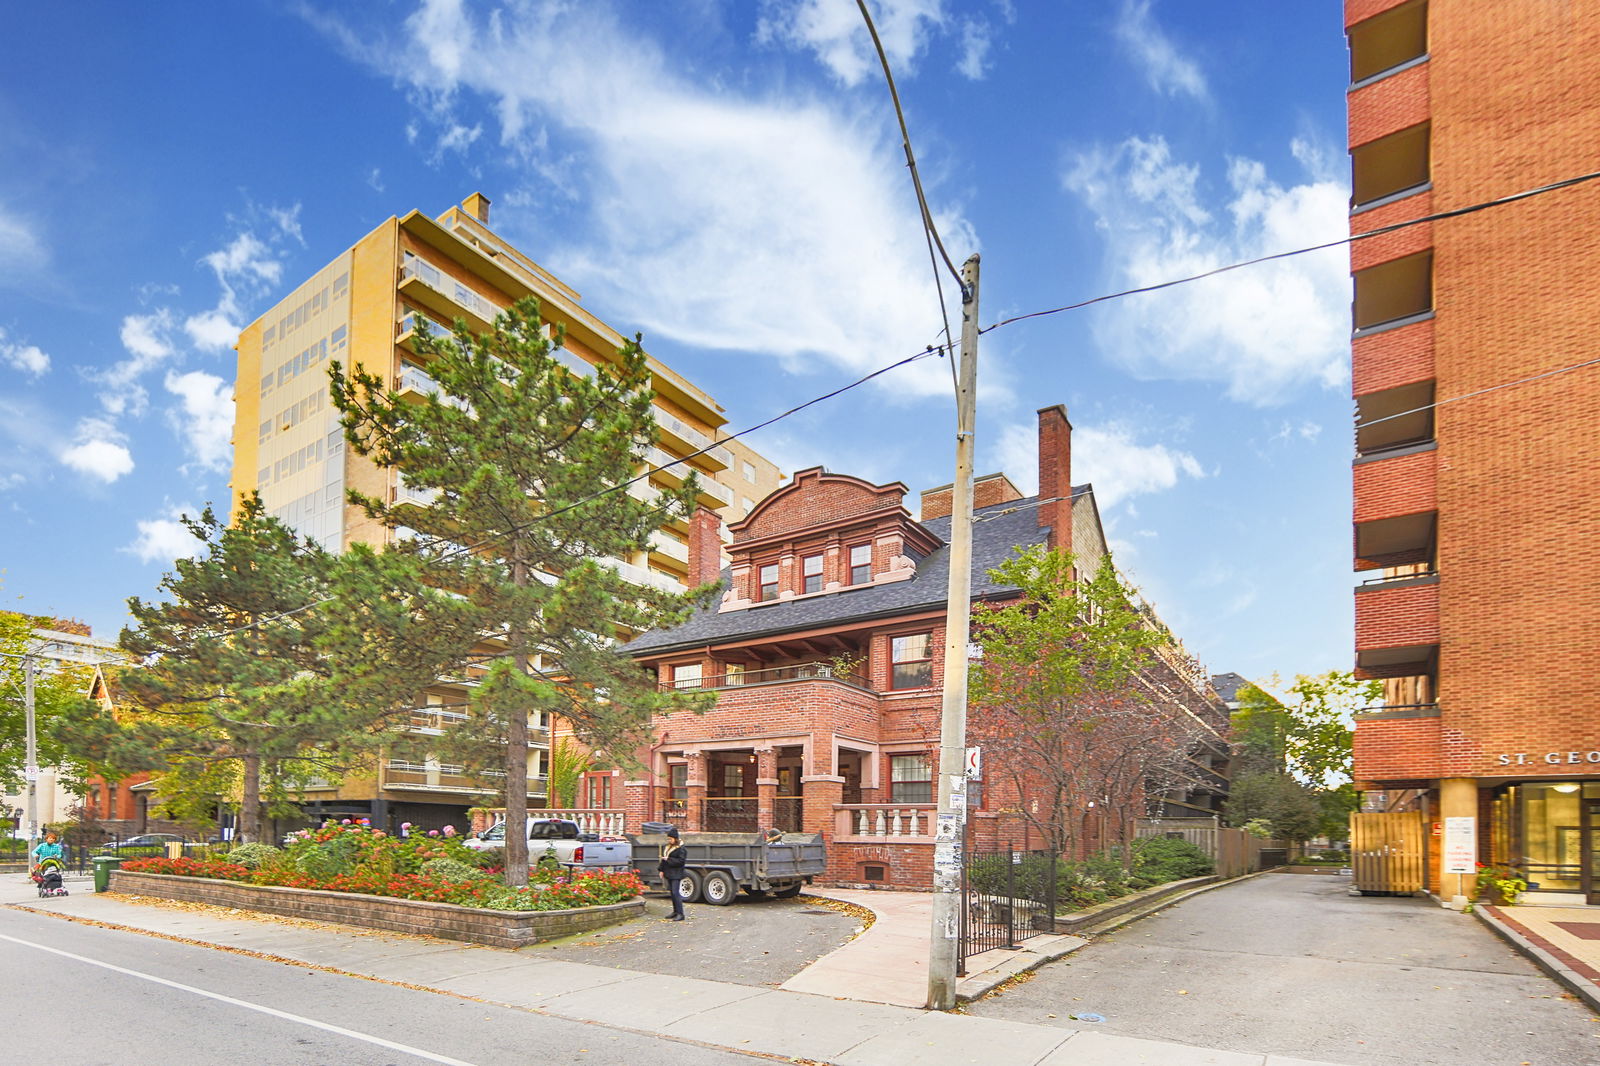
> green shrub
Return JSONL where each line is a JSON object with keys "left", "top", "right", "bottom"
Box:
{"left": 224, "top": 842, "right": 282, "bottom": 870}
{"left": 1131, "top": 837, "right": 1213, "bottom": 882}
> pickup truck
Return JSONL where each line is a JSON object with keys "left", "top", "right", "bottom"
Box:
{"left": 463, "top": 818, "right": 632, "bottom": 871}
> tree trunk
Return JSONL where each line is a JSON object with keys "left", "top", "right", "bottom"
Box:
{"left": 240, "top": 751, "right": 261, "bottom": 844}
{"left": 503, "top": 552, "right": 531, "bottom": 887}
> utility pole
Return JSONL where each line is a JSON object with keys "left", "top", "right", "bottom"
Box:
{"left": 927, "top": 253, "right": 980, "bottom": 1010}
{"left": 24, "top": 652, "right": 38, "bottom": 846}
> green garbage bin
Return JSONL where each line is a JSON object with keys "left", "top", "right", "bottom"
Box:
{"left": 92, "top": 855, "right": 124, "bottom": 893}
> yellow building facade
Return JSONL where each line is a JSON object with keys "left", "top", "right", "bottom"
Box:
{"left": 229, "top": 193, "right": 783, "bottom": 832}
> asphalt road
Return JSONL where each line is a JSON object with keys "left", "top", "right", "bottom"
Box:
{"left": 0, "top": 906, "right": 767, "bottom": 1066}
{"left": 969, "top": 873, "right": 1600, "bottom": 1066}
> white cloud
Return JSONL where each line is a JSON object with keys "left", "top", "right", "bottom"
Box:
{"left": 757, "top": 0, "right": 946, "bottom": 87}
{"left": 0, "top": 204, "right": 48, "bottom": 287}
{"left": 92, "top": 310, "right": 180, "bottom": 417}
{"left": 1113, "top": 0, "right": 1207, "bottom": 101}
{"left": 59, "top": 418, "right": 135, "bottom": 483}
{"left": 956, "top": 18, "right": 993, "bottom": 80}
{"left": 366, "top": 167, "right": 386, "bottom": 193}
{"left": 0, "top": 327, "right": 49, "bottom": 377}
{"left": 184, "top": 226, "right": 296, "bottom": 351}
{"left": 164, "top": 370, "right": 235, "bottom": 472}
{"left": 125, "top": 503, "right": 202, "bottom": 565}
{"left": 343, "top": 0, "right": 978, "bottom": 400}
{"left": 993, "top": 420, "right": 1202, "bottom": 511}
{"left": 1064, "top": 134, "right": 1349, "bottom": 405}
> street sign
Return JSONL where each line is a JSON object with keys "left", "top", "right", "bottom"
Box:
{"left": 964, "top": 747, "right": 982, "bottom": 778}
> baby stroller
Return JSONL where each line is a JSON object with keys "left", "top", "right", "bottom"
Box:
{"left": 32, "top": 857, "right": 68, "bottom": 897}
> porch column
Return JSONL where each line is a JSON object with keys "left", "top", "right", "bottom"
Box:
{"left": 1439, "top": 777, "right": 1478, "bottom": 906}
{"left": 756, "top": 746, "right": 778, "bottom": 831}
{"left": 802, "top": 775, "right": 845, "bottom": 841}
{"left": 685, "top": 751, "right": 707, "bottom": 832}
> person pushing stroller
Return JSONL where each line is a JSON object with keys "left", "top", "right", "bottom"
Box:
{"left": 30, "top": 831, "right": 68, "bottom": 897}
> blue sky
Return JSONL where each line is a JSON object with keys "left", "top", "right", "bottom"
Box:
{"left": 0, "top": 0, "right": 1354, "bottom": 687}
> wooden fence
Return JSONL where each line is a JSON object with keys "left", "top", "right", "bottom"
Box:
{"left": 1349, "top": 811, "right": 1425, "bottom": 895}
{"left": 1135, "top": 817, "right": 1268, "bottom": 878}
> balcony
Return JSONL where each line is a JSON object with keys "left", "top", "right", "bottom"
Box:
{"left": 397, "top": 311, "right": 453, "bottom": 354}
{"left": 1348, "top": 0, "right": 1427, "bottom": 88}
{"left": 405, "top": 707, "right": 470, "bottom": 735}
{"left": 661, "top": 660, "right": 874, "bottom": 693}
{"left": 601, "top": 556, "right": 686, "bottom": 593}
{"left": 1352, "top": 123, "right": 1430, "bottom": 211}
{"left": 835, "top": 804, "right": 936, "bottom": 842}
{"left": 394, "top": 472, "right": 440, "bottom": 509}
{"left": 396, "top": 362, "right": 439, "bottom": 401}
{"left": 400, "top": 253, "right": 503, "bottom": 333}
{"left": 1353, "top": 250, "right": 1433, "bottom": 337}
{"left": 648, "top": 530, "right": 689, "bottom": 566}
{"left": 1354, "top": 572, "right": 1439, "bottom": 678}
{"left": 655, "top": 411, "right": 731, "bottom": 472}
{"left": 383, "top": 762, "right": 547, "bottom": 797}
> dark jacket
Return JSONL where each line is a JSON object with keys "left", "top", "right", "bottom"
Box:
{"left": 658, "top": 843, "right": 687, "bottom": 880}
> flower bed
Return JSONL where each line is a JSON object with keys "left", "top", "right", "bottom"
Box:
{"left": 110, "top": 820, "right": 646, "bottom": 946}
{"left": 107, "top": 869, "right": 644, "bottom": 948}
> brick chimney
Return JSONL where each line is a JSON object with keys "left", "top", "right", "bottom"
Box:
{"left": 688, "top": 506, "right": 725, "bottom": 587}
{"left": 1036, "top": 405, "right": 1073, "bottom": 554}
{"left": 920, "top": 483, "right": 954, "bottom": 521}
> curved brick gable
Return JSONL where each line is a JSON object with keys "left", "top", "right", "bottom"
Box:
{"left": 733, "top": 467, "right": 908, "bottom": 542}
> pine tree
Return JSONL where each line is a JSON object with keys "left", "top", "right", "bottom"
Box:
{"left": 88, "top": 496, "right": 465, "bottom": 842}
{"left": 330, "top": 296, "right": 712, "bottom": 884}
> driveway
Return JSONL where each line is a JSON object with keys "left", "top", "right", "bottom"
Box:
{"left": 968, "top": 872, "right": 1600, "bottom": 1066}
{"left": 520, "top": 891, "right": 866, "bottom": 988}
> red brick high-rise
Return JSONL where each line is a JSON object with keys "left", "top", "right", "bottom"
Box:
{"left": 1347, "top": 0, "right": 1600, "bottom": 902}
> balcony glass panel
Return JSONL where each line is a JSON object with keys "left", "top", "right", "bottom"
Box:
{"left": 1356, "top": 380, "right": 1434, "bottom": 456}
{"left": 1352, "top": 123, "right": 1430, "bottom": 206}
{"left": 1354, "top": 251, "right": 1432, "bottom": 332}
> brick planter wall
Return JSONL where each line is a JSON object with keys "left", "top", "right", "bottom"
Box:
{"left": 107, "top": 870, "right": 644, "bottom": 949}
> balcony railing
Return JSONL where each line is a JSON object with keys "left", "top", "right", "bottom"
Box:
{"left": 835, "top": 804, "right": 937, "bottom": 840}
{"left": 702, "top": 796, "right": 758, "bottom": 832}
{"left": 395, "top": 473, "right": 440, "bottom": 508}
{"left": 648, "top": 531, "right": 689, "bottom": 565}
{"left": 661, "top": 661, "right": 873, "bottom": 693}
{"left": 774, "top": 796, "right": 804, "bottom": 833}
{"left": 655, "top": 411, "right": 732, "bottom": 470}
{"left": 384, "top": 766, "right": 546, "bottom": 796}
{"left": 401, "top": 253, "right": 502, "bottom": 325}
{"left": 405, "top": 707, "right": 469, "bottom": 735}
{"left": 1354, "top": 702, "right": 1440, "bottom": 720}
{"left": 600, "top": 556, "right": 685, "bottom": 593}
{"left": 534, "top": 809, "right": 626, "bottom": 837}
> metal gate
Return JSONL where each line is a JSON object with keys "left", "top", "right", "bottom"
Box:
{"left": 1350, "top": 811, "right": 1426, "bottom": 895}
{"left": 959, "top": 844, "right": 1057, "bottom": 975}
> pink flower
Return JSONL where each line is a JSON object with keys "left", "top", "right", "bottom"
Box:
{"left": 341, "top": 819, "right": 352, "bottom": 825}
{"left": 428, "top": 829, "right": 440, "bottom": 837}
{"left": 442, "top": 825, "right": 456, "bottom": 837}
{"left": 400, "top": 822, "right": 412, "bottom": 831}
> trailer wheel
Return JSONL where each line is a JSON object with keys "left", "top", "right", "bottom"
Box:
{"left": 676, "top": 871, "right": 703, "bottom": 904}
{"left": 701, "top": 870, "right": 736, "bottom": 906}
{"left": 773, "top": 883, "right": 802, "bottom": 899}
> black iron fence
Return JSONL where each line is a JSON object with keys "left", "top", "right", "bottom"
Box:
{"left": 959, "top": 845, "right": 1058, "bottom": 974}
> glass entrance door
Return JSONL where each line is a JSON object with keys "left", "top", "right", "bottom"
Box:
{"left": 1585, "top": 798, "right": 1600, "bottom": 905}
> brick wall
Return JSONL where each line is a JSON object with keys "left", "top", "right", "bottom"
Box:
{"left": 1351, "top": 2, "right": 1600, "bottom": 785}
{"left": 1352, "top": 449, "right": 1437, "bottom": 525}
{"left": 1354, "top": 579, "right": 1440, "bottom": 652}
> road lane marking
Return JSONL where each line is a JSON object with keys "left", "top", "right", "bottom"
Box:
{"left": 0, "top": 931, "right": 483, "bottom": 1066}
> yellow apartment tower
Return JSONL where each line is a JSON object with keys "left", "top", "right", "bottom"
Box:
{"left": 229, "top": 193, "right": 783, "bottom": 833}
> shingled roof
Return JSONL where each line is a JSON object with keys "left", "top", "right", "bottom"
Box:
{"left": 624, "top": 487, "right": 1090, "bottom": 657}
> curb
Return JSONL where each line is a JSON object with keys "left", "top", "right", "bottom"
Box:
{"left": 1474, "top": 906, "right": 1600, "bottom": 1014}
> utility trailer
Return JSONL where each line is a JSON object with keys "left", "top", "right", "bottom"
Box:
{"left": 629, "top": 829, "right": 826, "bottom": 905}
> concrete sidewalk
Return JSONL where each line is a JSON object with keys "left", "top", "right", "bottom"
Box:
{"left": 3, "top": 876, "right": 1349, "bottom": 1065}
{"left": 1479, "top": 903, "right": 1600, "bottom": 1013}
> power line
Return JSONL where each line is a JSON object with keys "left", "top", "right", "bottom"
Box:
{"left": 1355, "top": 355, "right": 1600, "bottom": 430}
{"left": 981, "top": 166, "right": 1600, "bottom": 335}
{"left": 855, "top": 0, "right": 966, "bottom": 297}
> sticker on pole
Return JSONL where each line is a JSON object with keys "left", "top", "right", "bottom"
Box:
{"left": 964, "top": 747, "right": 982, "bottom": 779}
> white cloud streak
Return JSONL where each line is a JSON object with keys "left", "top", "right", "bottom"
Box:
{"left": 1113, "top": 0, "right": 1207, "bottom": 101}
{"left": 164, "top": 370, "right": 235, "bottom": 472}
{"left": 993, "top": 419, "right": 1203, "bottom": 511}
{"left": 125, "top": 503, "right": 202, "bottom": 565}
{"left": 59, "top": 418, "right": 134, "bottom": 483}
{"left": 0, "top": 203, "right": 48, "bottom": 288}
{"left": 0, "top": 327, "right": 49, "bottom": 378}
{"left": 346, "top": 0, "right": 977, "bottom": 399}
{"left": 1064, "top": 135, "right": 1349, "bottom": 405}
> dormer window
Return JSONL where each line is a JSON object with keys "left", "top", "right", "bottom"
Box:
{"left": 849, "top": 544, "right": 872, "bottom": 585}
{"left": 759, "top": 563, "right": 780, "bottom": 602}
{"left": 803, "top": 554, "right": 824, "bottom": 594}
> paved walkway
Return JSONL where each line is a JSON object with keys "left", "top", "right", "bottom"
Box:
{"left": 0, "top": 874, "right": 1347, "bottom": 1065}
{"left": 1481, "top": 903, "right": 1600, "bottom": 1012}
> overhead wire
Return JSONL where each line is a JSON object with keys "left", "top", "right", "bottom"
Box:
{"left": 855, "top": 0, "right": 963, "bottom": 391}
{"left": 980, "top": 166, "right": 1600, "bottom": 336}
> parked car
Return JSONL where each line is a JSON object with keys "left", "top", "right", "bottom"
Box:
{"left": 96, "top": 833, "right": 185, "bottom": 855}
{"left": 463, "top": 818, "right": 631, "bottom": 870}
